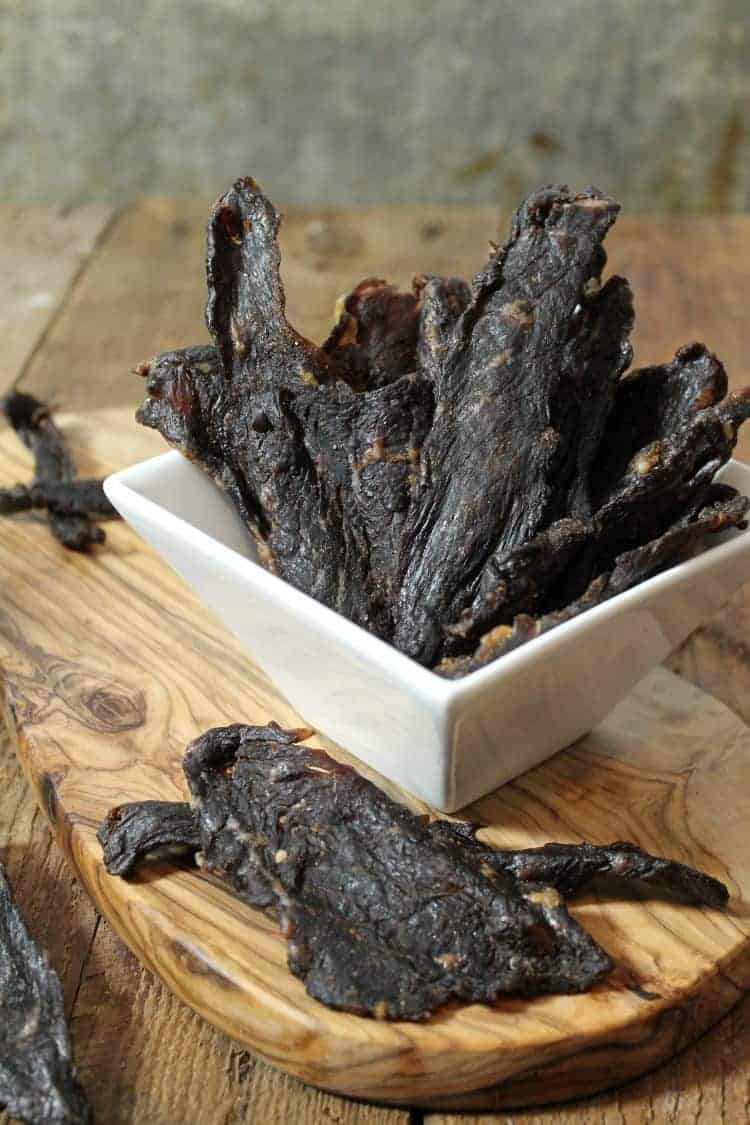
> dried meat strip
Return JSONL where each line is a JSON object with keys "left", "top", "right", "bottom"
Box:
{"left": 393, "top": 187, "right": 627, "bottom": 665}
{"left": 99, "top": 724, "right": 728, "bottom": 1021}
{"left": 593, "top": 343, "right": 729, "bottom": 503}
{"left": 438, "top": 492, "right": 749, "bottom": 676}
{"left": 0, "top": 479, "right": 115, "bottom": 519}
{"left": 0, "top": 864, "right": 90, "bottom": 1124}
{"left": 483, "top": 841, "right": 729, "bottom": 907}
{"left": 1, "top": 391, "right": 114, "bottom": 550}
{"left": 322, "top": 278, "right": 421, "bottom": 390}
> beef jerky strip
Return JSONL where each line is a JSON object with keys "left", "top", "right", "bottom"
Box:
{"left": 484, "top": 842, "right": 729, "bottom": 907}
{"left": 442, "top": 277, "right": 634, "bottom": 655}
{"left": 438, "top": 492, "right": 749, "bottom": 677}
{"left": 100, "top": 724, "right": 612, "bottom": 1018}
{"left": 591, "top": 386, "right": 750, "bottom": 561}
{"left": 0, "top": 864, "right": 90, "bottom": 1124}
{"left": 443, "top": 518, "right": 590, "bottom": 653}
{"left": 2, "top": 391, "right": 106, "bottom": 550}
{"left": 394, "top": 186, "right": 624, "bottom": 666}
{"left": 99, "top": 724, "right": 728, "bottom": 1020}
{"left": 547, "top": 378, "right": 750, "bottom": 612}
{"left": 427, "top": 821, "right": 727, "bottom": 906}
{"left": 414, "top": 273, "right": 472, "bottom": 384}
{"left": 321, "top": 278, "right": 421, "bottom": 391}
{"left": 0, "top": 479, "right": 116, "bottom": 519}
{"left": 141, "top": 181, "right": 436, "bottom": 635}
{"left": 593, "top": 342, "right": 729, "bottom": 502}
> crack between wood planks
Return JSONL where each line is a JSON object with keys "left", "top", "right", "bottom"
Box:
{"left": 5, "top": 206, "right": 124, "bottom": 397}
{"left": 69, "top": 912, "right": 101, "bottom": 1019}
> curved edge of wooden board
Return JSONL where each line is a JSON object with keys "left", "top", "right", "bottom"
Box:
{"left": 7, "top": 709, "right": 749, "bottom": 1112}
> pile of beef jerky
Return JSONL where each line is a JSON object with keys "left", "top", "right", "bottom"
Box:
{"left": 136, "top": 178, "right": 750, "bottom": 676}
{"left": 0, "top": 391, "right": 117, "bottom": 550}
{"left": 99, "top": 723, "right": 728, "bottom": 1021}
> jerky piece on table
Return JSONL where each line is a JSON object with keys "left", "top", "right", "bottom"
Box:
{"left": 394, "top": 186, "right": 628, "bottom": 666}
{"left": 100, "top": 724, "right": 611, "bottom": 1018}
{"left": 0, "top": 479, "right": 115, "bottom": 519}
{"left": 438, "top": 491, "right": 749, "bottom": 677}
{"left": 1, "top": 391, "right": 116, "bottom": 550}
{"left": 0, "top": 864, "right": 90, "bottom": 1124}
{"left": 99, "top": 724, "right": 728, "bottom": 1020}
{"left": 321, "top": 278, "right": 421, "bottom": 390}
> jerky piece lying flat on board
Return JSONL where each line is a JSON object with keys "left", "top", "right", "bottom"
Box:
{"left": 1, "top": 391, "right": 117, "bottom": 550}
{"left": 0, "top": 864, "right": 90, "bottom": 1124}
{"left": 99, "top": 724, "right": 728, "bottom": 1021}
{"left": 438, "top": 492, "right": 749, "bottom": 677}
{"left": 393, "top": 187, "right": 628, "bottom": 665}
{"left": 321, "top": 278, "right": 421, "bottom": 390}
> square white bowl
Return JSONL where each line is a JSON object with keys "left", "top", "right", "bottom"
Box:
{"left": 105, "top": 453, "right": 750, "bottom": 812}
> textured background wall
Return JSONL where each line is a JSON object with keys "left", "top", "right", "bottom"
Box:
{"left": 1, "top": 0, "right": 748, "bottom": 210}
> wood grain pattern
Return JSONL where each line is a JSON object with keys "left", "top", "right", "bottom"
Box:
{"left": 1, "top": 411, "right": 749, "bottom": 1113}
{"left": 0, "top": 203, "right": 113, "bottom": 393}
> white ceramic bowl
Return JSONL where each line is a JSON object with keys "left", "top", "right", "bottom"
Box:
{"left": 105, "top": 453, "right": 750, "bottom": 812}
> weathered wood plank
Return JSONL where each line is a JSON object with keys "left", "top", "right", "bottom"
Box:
{"left": 0, "top": 204, "right": 113, "bottom": 393}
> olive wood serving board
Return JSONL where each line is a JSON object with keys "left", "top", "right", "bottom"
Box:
{"left": 1, "top": 408, "right": 749, "bottom": 1112}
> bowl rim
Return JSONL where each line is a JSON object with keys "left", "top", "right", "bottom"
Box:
{"left": 105, "top": 453, "right": 750, "bottom": 707}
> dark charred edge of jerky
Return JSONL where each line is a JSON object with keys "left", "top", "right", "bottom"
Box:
{"left": 485, "top": 842, "right": 729, "bottom": 908}
{"left": 592, "top": 343, "right": 729, "bottom": 506}
{"left": 321, "top": 277, "right": 421, "bottom": 391}
{"left": 593, "top": 388, "right": 750, "bottom": 551}
{"left": 0, "top": 863, "right": 91, "bottom": 1124}
{"left": 97, "top": 801, "right": 200, "bottom": 877}
{"left": 442, "top": 518, "right": 590, "bottom": 654}
{"left": 394, "top": 186, "right": 622, "bottom": 666}
{"left": 437, "top": 494, "right": 750, "bottom": 677}
{"left": 98, "top": 725, "right": 728, "bottom": 1021}
{"left": 0, "top": 480, "right": 118, "bottom": 518}
{"left": 414, "top": 274, "right": 472, "bottom": 386}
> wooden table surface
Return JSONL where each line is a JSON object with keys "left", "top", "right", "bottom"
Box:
{"left": 1, "top": 200, "right": 750, "bottom": 1124}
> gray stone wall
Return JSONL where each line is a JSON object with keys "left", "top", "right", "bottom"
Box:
{"left": 1, "top": 0, "right": 747, "bottom": 210}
